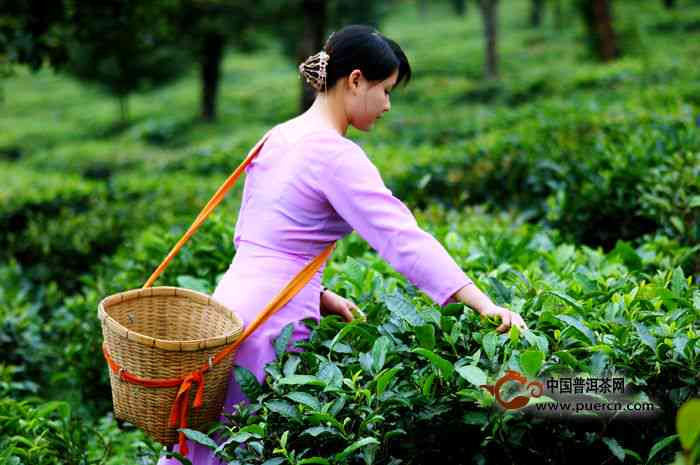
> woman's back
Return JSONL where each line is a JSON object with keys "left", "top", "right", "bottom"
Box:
{"left": 233, "top": 123, "right": 354, "bottom": 260}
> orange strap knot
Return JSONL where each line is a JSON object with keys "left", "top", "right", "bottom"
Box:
{"left": 169, "top": 371, "right": 206, "bottom": 456}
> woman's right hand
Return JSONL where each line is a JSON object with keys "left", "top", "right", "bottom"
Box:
{"left": 478, "top": 304, "right": 528, "bottom": 333}
{"left": 452, "top": 283, "right": 528, "bottom": 333}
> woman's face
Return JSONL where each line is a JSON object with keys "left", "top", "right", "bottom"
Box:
{"left": 344, "top": 68, "right": 398, "bottom": 132}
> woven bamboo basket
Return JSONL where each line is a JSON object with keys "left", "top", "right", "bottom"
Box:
{"left": 98, "top": 286, "right": 243, "bottom": 445}
{"left": 97, "top": 131, "right": 335, "bottom": 454}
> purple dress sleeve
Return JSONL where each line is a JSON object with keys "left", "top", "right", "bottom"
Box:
{"left": 320, "top": 139, "right": 473, "bottom": 307}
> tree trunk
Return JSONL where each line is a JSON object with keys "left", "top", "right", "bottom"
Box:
{"left": 298, "top": 0, "right": 327, "bottom": 114}
{"left": 593, "top": 0, "right": 617, "bottom": 61}
{"left": 451, "top": 0, "right": 467, "bottom": 16}
{"left": 530, "top": 0, "right": 544, "bottom": 27}
{"left": 581, "top": 0, "right": 617, "bottom": 61}
{"left": 479, "top": 0, "right": 499, "bottom": 80}
{"left": 200, "top": 32, "right": 225, "bottom": 122}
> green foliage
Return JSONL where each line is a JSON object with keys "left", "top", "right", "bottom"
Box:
{"left": 2, "top": 1, "right": 700, "bottom": 463}
{"left": 0, "top": 396, "right": 158, "bottom": 465}
{"left": 63, "top": 0, "right": 191, "bottom": 121}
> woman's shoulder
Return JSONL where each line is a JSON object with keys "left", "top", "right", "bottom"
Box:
{"left": 273, "top": 119, "right": 356, "bottom": 149}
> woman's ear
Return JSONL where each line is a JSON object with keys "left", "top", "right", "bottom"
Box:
{"left": 347, "top": 69, "right": 363, "bottom": 94}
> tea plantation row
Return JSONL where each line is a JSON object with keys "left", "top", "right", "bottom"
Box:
{"left": 2, "top": 207, "right": 699, "bottom": 463}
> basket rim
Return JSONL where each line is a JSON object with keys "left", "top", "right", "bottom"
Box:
{"left": 98, "top": 286, "right": 243, "bottom": 352}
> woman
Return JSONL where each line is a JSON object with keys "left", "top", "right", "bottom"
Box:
{"left": 159, "top": 24, "right": 528, "bottom": 464}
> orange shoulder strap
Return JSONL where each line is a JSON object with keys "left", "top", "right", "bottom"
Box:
{"left": 143, "top": 130, "right": 274, "bottom": 289}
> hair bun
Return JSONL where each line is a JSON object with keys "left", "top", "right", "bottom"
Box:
{"left": 299, "top": 50, "right": 330, "bottom": 92}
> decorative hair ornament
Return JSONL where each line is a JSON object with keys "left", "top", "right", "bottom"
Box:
{"left": 299, "top": 50, "right": 330, "bottom": 92}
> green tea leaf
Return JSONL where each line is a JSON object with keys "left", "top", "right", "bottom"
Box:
{"left": 376, "top": 366, "right": 402, "bottom": 397}
{"left": 634, "top": 323, "right": 657, "bottom": 353}
{"left": 523, "top": 330, "right": 549, "bottom": 355}
{"left": 261, "top": 458, "right": 285, "bottom": 465}
{"left": 321, "top": 340, "right": 353, "bottom": 353}
{"left": 422, "top": 373, "right": 436, "bottom": 397}
{"left": 286, "top": 391, "right": 321, "bottom": 411}
{"left": 283, "top": 355, "right": 301, "bottom": 377}
{"left": 180, "top": 429, "right": 218, "bottom": 450}
{"left": 647, "top": 434, "right": 678, "bottom": 464}
{"left": 611, "top": 241, "right": 642, "bottom": 271}
{"left": 677, "top": 399, "right": 700, "bottom": 450}
{"left": 554, "top": 350, "right": 581, "bottom": 369}
{"left": 274, "top": 323, "right": 294, "bottom": 359}
{"left": 371, "top": 336, "right": 392, "bottom": 373}
{"left": 456, "top": 365, "right": 487, "bottom": 387}
{"left": 302, "top": 426, "right": 340, "bottom": 438}
{"left": 556, "top": 315, "right": 595, "bottom": 344}
{"left": 519, "top": 350, "right": 544, "bottom": 378}
{"left": 544, "top": 291, "right": 583, "bottom": 312}
{"left": 335, "top": 437, "right": 380, "bottom": 462}
{"left": 318, "top": 361, "right": 343, "bottom": 389}
{"left": 601, "top": 437, "right": 625, "bottom": 462}
{"left": 298, "top": 457, "right": 331, "bottom": 465}
{"left": 482, "top": 331, "right": 499, "bottom": 361}
{"left": 415, "top": 324, "right": 436, "bottom": 350}
{"left": 385, "top": 292, "right": 424, "bottom": 326}
{"left": 176, "top": 275, "right": 210, "bottom": 294}
{"left": 488, "top": 277, "right": 512, "bottom": 304}
{"left": 234, "top": 366, "right": 262, "bottom": 400}
{"left": 671, "top": 267, "right": 687, "bottom": 297}
{"left": 345, "top": 257, "right": 366, "bottom": 288}
{"left": 265, "top": 400, "right": 301, "bottom": 422}
{"left": 413, "top": 348, "right": 454, "bottom": 379}
{"left": 509, "top": 324, "right": 521, "bottom": 343}
{"left": 463, "top": 411, "right": 488, "bottom": 426}
{"left": 279, "top": 375, "right": 325, "bottom": 387}
{"left": 670, "top": 216, "right": 685, "bottom": 234}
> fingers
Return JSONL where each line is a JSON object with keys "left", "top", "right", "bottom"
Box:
{"left": 494, "top": 309, "right": 528, "bottom": 333}
{"left": 496, "top": 311, "right": 511, "bottom": 333}
{"left": 339, "top": 305, "right": 354, "bottom": 323}
{"left": 512, "top": 313, "right": 529, "bottom": 332}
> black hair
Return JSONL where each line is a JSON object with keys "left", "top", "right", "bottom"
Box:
{"left": 323, "top": 25, "right": 411, "bottom": 91}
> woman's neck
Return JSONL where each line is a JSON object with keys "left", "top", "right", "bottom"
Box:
{"left": 304, "top": 91, "right": 349, "bottom": 136}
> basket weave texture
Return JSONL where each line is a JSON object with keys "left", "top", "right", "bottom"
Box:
{"left": 98, "top": 286, "right": 243, "bottom": 445}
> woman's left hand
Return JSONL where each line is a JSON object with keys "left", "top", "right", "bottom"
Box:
{"left": 320, "top": 289, "right": 365, "bottom": 322}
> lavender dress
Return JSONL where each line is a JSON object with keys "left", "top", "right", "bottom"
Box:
{"left": 157, "top": 124, "right": 472, "bottom": 464}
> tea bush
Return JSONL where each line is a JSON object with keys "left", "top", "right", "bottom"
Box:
{"left": 389, "top": 115, "right": 700, "bottom": 252}
{"left": 172, "top": 207, "right": 699, "bottom": 465}
{"left": 2, "top": 1, "right": 699, "bottom": 463}
{"left": 0, "top": 163, "right": 240, "bottom": 292}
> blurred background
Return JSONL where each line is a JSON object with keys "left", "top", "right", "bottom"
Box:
{"left": 1, "top": 0, "right": 699, "bottom": 463}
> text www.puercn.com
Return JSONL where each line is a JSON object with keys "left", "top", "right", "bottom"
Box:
{"left": 535, "top": 401, "right": 656, "bottom": 413}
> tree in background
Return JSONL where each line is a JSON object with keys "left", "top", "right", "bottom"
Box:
{"left": 63, "top": 0, "right": 191, "bottom": 124}
{"left": 478, "top": 0, "right": 499, "bottom": 80}
{"left": 530, "top": 0, "right": 544, "bottom": 27}
{"left": 450, "top": 0, "right": 468, "bottom": 16}
{"left": 579, "top": 0, "right": 618, "bottom": 61}
{"left": 0, "top": 0, "right": 69, "bottom": 72}
{"left": 170, "top": 0, "right": 269, "bottom": 122}
{"left": 0, "top": 0, "right": 70, "bottom": 100}
{"left": 259, "top": 0, "right": 391, "bottom": 113}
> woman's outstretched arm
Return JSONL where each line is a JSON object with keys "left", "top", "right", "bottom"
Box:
{"left": 453, "top": 283, "right": 528, "bottom": 333}
{"left": 319, "top": 140, "right": 527, "bottom": 333}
